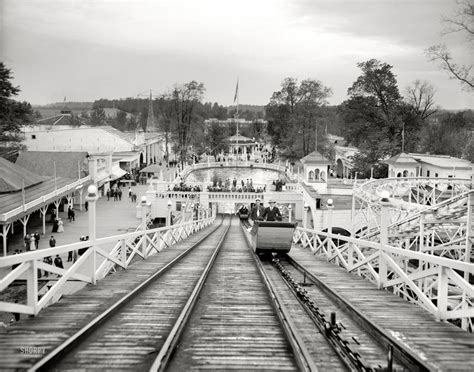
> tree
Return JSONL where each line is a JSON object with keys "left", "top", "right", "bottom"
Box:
{"left": 419, "top": 111, "right": 472, "bottom": 158}
{"left": 113, "top": 110, "right": 128, "bottom": 131}
{"left": 164, "top": 81, "right": 205, "bottom": 165}
{"left": 0, "top": 62, "right": 34, "bottom": 150}
{"left": 90, "top": 107, "right": 106, "bottom": 126}
{"left": 341, "top": 59, "right": 412, "bottom": 157}
{"left": 427, "top": 1, "right": 474, "bottom": 91}
{"left": 266, "top": 77, "right": 332, "bottom": 161}
{"left": 405, "top": 80, "right": 437, "bottom": 120}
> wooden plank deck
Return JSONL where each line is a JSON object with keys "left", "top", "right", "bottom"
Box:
{"left": 0, "top": 223, "right": 217, "bottom": 371}
{"left": 288, "top": 246, "right": 474, "bottom": 371}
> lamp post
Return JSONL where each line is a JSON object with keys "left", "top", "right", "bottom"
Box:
{"left": 167, "top": 200, "right": 172, "bottom": 226}
{"left": 303, "top": 203, "right": 309, "bottom": 229}
{"left": 85, "top": 185, "right": 99, "bottom": 284}
{"left": 288, "top": 204, "right": 292, "bottom": 222}
{"left": 326, "top": 198, "right": 334, "bottom": 258}
{"left": 379, "top": 190, "right": 390, "bottom": 289}
{"left": 141, "top": 196, "right": 147, "bottom": 258}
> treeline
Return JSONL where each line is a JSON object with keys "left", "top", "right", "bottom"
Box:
{"left": 265, "top": 60, "right": 473, "bottom": 178}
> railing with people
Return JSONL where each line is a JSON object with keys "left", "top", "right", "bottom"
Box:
{"left": 0, "top": 212, "right": 216, "bottom": 316}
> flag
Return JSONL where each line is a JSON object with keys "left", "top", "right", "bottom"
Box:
{"left": 233, "top": 79, "right": 239, "bottom": 104}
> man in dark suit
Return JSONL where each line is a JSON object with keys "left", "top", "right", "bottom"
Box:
{"left": 250, "top": 198, "right": 265, "bottom": 222}
{"left": 262, "top": 199, "right": 282, "bottom": 221}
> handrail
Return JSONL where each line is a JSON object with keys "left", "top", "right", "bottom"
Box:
{"left": 293, "top": 226, "right": 474, "bottom": 331}
{"left": 0, "top": 213, "right": 216, "bottom": 316}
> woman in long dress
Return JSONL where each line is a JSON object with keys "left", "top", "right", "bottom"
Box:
{"left": 57, "top": 218, "right": 64, "bottom": 233}
{"left": 29, "top": 234, "right": 36, "bottom": 250}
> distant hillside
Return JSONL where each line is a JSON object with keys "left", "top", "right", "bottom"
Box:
{"left": 226, "top": 104, "right": 265, "bottom": 114}
{"left": 35, "top": 101, "right": 93, "bottom": 110}
{"left": 33, "top": 102, "right": 93, "bottom": 119}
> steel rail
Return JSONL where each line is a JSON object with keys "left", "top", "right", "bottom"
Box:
{"left": 149, "top": 215, "right": 232, "bottom": 372}
{"left": 28, "top": 216, "right": 225, "bottom": 372}
{"left": 244, "top": 236, "right": 319, "bottom": 371}
{"left": 286, "top": 254, "right": 433, "bottom": 372}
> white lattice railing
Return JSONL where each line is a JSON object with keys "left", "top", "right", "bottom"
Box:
{"left": 0, "top": 214, "right": 216, "bottom": 316}
{"left": 293, "top": 227, "right": 474, "bottom": 332}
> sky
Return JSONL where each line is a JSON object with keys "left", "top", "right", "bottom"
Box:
{"left": 1, "top": 0, "right": 473, "bottom": 110}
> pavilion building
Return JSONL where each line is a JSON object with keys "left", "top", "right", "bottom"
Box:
{"left": 0, "top": 158, "right": 90, "bottom": 255}
{"left": 385, "top": 152, "right": 473, "bottom": 180}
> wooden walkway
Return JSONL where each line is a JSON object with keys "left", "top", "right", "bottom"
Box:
{"left": 2, "top": 225, "right": 474, "bottom": 371}
{"left": 0, "top": 223, "right": 216, "bottom": 371}
{"left": 288, "top": 246, "right": 474, "bottom": 371}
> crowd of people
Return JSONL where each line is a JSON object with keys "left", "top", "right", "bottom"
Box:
{"left": 170, "top": 183, "right": 202, "bottom": 192}
{"left": 207, "top": 177, "right": 266, "bottom": 193}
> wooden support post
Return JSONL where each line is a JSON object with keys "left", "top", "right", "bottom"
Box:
{"left": 86, "top": 186, "right": 99, "bottom": 285}
{"left": 437, "top": 266, "right": 448, "bottom": 322}
{"left": 2, "top": 224, "right": 10, "bottom": 256}
{"left": 378, "top": 194, "right": 390, "bottom": 289}
{"left": 20, "top": 214, "right": 31, "bottom": 238}
{"left": 121, "top": 239, "right": 127, "bottom": 268}
{"left": 40, "top": 206, "right": 48, "bottom": 236}
{"left": 26, "top": 260, "right": 38, "bottom": 314}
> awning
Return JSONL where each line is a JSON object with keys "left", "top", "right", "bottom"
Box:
{"left": 110, "top": 167, "right": 128, "bottom": 181}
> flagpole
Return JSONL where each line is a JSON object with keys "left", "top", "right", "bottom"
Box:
{"left": 234, "top": 78, "right": 239, "bottom": 160}
{"left": 54, "top": 161, "right": 57, "bottom": 191}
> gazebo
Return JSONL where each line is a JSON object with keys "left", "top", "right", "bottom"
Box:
{"left": 226, "top": 134, "right": 256, "bottom": 156}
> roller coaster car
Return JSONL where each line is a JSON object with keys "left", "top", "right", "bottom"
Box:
{"left": 250, "top": 221, "right": 298, "bottom": 254}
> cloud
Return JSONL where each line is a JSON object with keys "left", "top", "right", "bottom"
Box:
{"left": 1, "top": 0, "right": 472, "bottom": 109}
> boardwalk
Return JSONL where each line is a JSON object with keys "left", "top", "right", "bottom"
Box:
{"left": 0, "top": 184, "right": 150, "bottom": 324}
{"left": 1, "top": 230, "right": 473, "bottom": 370}
{"left": 288, "top": 247, "right": 474, "bottom": 371}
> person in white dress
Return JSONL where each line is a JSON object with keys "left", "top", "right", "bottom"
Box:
{"left": 29, "top": 234, "right": 36, "bottom": 251}
{"left": 57, "top": 218, "right": 64, "bottom": 233}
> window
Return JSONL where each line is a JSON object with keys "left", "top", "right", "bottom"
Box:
{"left": 31, "top": 135, "right": 36, "bottom": 139}
{"left": 435, "top": 173, "right": 438, "bottom": 177}
{"left": 427, "top": 170, "right": 430, "bottom": 177}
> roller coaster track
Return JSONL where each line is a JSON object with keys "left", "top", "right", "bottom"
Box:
{"left": 352, "top": 178, "right": 472, "bottom": 261}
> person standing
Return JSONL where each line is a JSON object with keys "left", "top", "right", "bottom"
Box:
{"left": 24, "top": 234, "right": 30, "bottom": 250}
{"left": 54, "top": 254, "right": 64, "bottom": 269}
{"left": 128, "top": 187, "right": 132, "bottom": 199}
{"left": 262, "top": 199, "right": 282, "bottom": 221}
{"left": 43, "top": 256, "right": 52, "bottom": 277}
{"left": 34, "top": 232, "right": 40, "bottom": 249}
{"left": 29, "top": 234, "right": 36, "bottom": 251}
{"left": 250, "top": 198, "right": 265, "bottom": 222}
{"left": 52, "top": 218, "right": 58, "bottom": 233}
{"left": 118, "top": 188, "right": 122, "bottom": 201}
{"left": 49, "top": 235, "right": 56, "bottom": 248}
{"left": 85, "top": 201, "right": 89, "bottom": 212}
{"left": 57, "top": 218, "right": 64, "bottom": 233}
